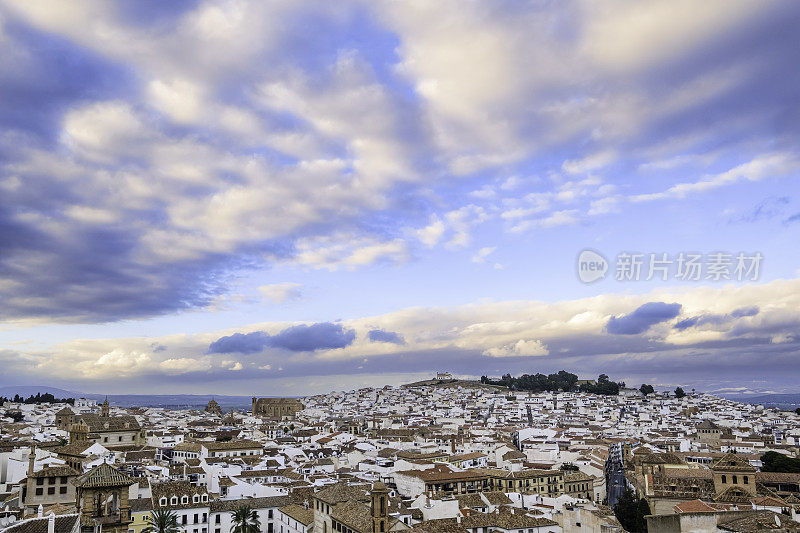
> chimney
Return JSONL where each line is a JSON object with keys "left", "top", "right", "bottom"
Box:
{"left": 456, "top": 515, "right": 461, "bottom": 524}
{"left": 47, "top": 513, "right": 55, "bottom": 533}
{"left": 37, "top": 505, "right": 43, "bottom": 518}
{"left": 28, "top": 446, "right": 36, "bottom": 476}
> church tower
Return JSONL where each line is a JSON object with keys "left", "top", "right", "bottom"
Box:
{"left": 370, "top": 481, "right": 389, "bottom": 533}
{"left": 69, "top": 420, "right": 89, "bottom": 445}
{"left": 101, "top": 396, "right": 110, "bottom": 418}
{"left": 74, "top": 463, "right": 134, "bottom": 533}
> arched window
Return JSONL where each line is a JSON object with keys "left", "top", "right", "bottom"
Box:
{"left": 732, "top": 475, "right": 738, "bottom": 484}
{"left": 182, "top": 495, "right": 189, "bottom": 504}
{"left": 171, "top": 496, "right": 178, "bottom": 506}
{"left": 160, "top": 497, "right": 167, "bottom": 507}
{"left": 193, "top": 495, "right": 199, "bottom": 503}
{"left": 721, "top": 475, "right": 727, "bottom": 484}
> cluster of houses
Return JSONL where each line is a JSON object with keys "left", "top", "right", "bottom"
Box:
{"left": 0, "top": 380, "right": 798, "bottom": 533}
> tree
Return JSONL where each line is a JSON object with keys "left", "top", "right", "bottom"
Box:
{"left": 230, "top": 505, "right": 260, "bottom": 533}
{"left": 760, "top": 451, "right": 800, "bottom": 473}
{"left": 8, "top": 411, "right": 25, "bottom": 423}
{"left": 795, "top": 408, "right": 800, "bottom": 416}
{"left": 143, "top": 509, "right": 181, "bottom": 533}
{"left": 639, "top": 384, "right": 654, "bottom": 396}
{"left": 674, "top": 387, "right": 686, "bottom": 398}
{"left": 614, "top": 488, "right": 650, "bottom": 533}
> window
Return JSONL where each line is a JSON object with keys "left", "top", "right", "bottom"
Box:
{"left": 37, "top": 479, "right": 44, "bottom": 486}
{"left": 48, "top": 487, "right": 55, "bottom": 495}
{"left": 49, "top": 477, "right": 56, "bottom": 485}
{"left": 161, "top": 498, "right": 168, "bottom": 507}
{"left": 60, "top": 477, "right": 69, "bottom": 484}
{"left": 182, "top": 495, "right": 189, "bottom": 504}
{"left": 215, "top": 516, "right": 221, "bottom": 524}
{"left": 35, "top": 488, "right": 43, "bottom": 496}
{"left": 744, "top": 476, "right": 749, "bottom": 484}
{"left": 721, "top": 475, "right": 727, "bottom": 484}
{"left": 172, "top": 496, "right": 179, "bottom": 506}
{"left": 733, "top": 475, "right": 738, "bottom": 484}
{"left": 60, "top": 487, "right": 68, "bottom": 494}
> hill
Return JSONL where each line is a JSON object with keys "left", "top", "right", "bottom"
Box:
{"left": 0, "top": 386, "right": 81, "bottom": 398}
{"left": 402, "top": 378, "right": 506, "bottom": 390}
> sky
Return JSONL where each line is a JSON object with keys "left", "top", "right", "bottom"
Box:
{"left": 1, "top": 0, "right": 800, "bottom": 397}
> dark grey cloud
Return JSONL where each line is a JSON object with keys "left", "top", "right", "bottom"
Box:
{"left": 731, "top": 306, "right": 759, "bottom": 318}
{"left": 208, "top": 322, "right": 356, "bottom": 354}
{"left": 368, "top": 329, "right": 406, "bottom": 344}
{"left": 674, "top": 306, "right": 759, "bottom": 331}
{"left": 606, "top": 302, "right": 682, "bottom": 335}
{"left": 268, "top": 323, "right": 356, "bottom": 352}
{"left": 208, "top": 332, "right": 271, "bottom": 355}
{"left": 674, "top": 316, "right": 702, "bottom": 331}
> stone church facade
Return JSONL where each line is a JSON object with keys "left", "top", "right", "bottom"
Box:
{"left": 251, "top": 397, "right": 304, "bottom": 419}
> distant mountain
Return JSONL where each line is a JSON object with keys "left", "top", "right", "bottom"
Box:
{"left": 0, "top": 385, "right": 81, "bottom": 398}
{"left": 0, "top": 386, "right": 295, "bottom": 411}
{"left": 722, "top": 393, "right": 800, "bottom": 408}
{"left": 95, "top": 394, "right": 257, "bottom": 410}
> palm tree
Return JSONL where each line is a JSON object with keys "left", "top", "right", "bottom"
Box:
{"left": 143, "top": 508, "right": 181, "bottom": 533}
{"left": 230, "top": 505, "right": 260, "bottom": 533}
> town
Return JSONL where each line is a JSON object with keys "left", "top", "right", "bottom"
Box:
{"left": 1, "top": 375, "right": 799, "bottom": 533}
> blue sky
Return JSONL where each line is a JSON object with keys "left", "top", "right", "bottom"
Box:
{"left": 1, "top": 0, "right": 800, "bottom": 396}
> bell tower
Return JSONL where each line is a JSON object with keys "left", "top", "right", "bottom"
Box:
{"left": 101, "top": 396, "right": 110, "bottom": 418}
{"left": 69, "top": 420, "right": 89, "bottom": 445}
{"left": 74, "top": 463, "right": 134, "bottom": 533}
{"left": 370, "top": 482, "right": 389, "bottom": 533}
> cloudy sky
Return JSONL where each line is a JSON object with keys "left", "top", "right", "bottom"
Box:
{"left": 1, "top": 0, "right": 799, "bottom": 396}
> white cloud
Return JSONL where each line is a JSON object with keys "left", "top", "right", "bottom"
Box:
{"left": 562, "top": 150, "right": 616, "bottom": 175}
{"left": 147, "top": 78, "right": 206, "bottom": 124}
{"left": 483, "top": 339, "right": 549, "bottom": 357}
{"left": 471, "top": 247, "right": 496, "bottom": 264}
{"left": 631, "top": 153, "right": 799, "bottom": 202}
{"left": 258, "top": 283, "right": 303, "bottom": 304}
{"left": 416, "top": 215, "right": 446, "bottom": 247}
{"left": 287, "top": 233, "right": 409, "bottom": 270}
